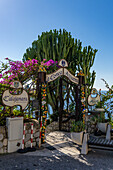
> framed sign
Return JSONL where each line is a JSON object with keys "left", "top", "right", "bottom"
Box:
{"left": 2, "top": 90, "right": 29, "bottom": 109}
{"left": 2, "top": 81, "right": 29, "bottom": 110}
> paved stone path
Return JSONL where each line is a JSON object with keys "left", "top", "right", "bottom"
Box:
{"left": 25, "top": 131, "right": 80, "bottom": 157}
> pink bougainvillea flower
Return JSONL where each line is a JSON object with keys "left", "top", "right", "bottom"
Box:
{"left": 0, "top": 58, "right": 58, "bottom": 85}
{"left": 0, "top": 74, "right": 2, "bottom": 78}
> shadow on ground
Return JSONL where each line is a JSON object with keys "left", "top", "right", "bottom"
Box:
{"left": 0, "top": 131, "right": 113, "bottom": 170}
{"left": 0, "top": 145, "right": 113, "bottom": 170}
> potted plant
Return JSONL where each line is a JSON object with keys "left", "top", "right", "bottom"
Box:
{"left": 91, "top": 112, "right": 108, "bottom": 133}
{"left": 71, "top": 121, "right": 85, "bottom": 145}
{"left": 97, "top": 112, "right": 108, "bottom": 133}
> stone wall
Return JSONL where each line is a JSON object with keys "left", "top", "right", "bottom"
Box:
{"left": 46, "top": 121, "right": 59, "bottom": 134}
{"left": 0, "top": 126, "right": 8, "bottom": 154}
{"left": 62, "top": 118, "right": 75, "bottom": 131}
{"left": 46, "top": 119, "right": 76, "bottom": 133}
{"left": 24, "top": 119, "right": 40, "bottom": 148}
{"left": 85, "top": 115, "right": 97, "bottom": 134}
{"left": 46, "top": 118, "right": 97, "bottom": 134}
{"left": 0, "top": 119, "right": 40, "bottom": 154}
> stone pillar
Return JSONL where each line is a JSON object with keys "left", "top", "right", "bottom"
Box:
{"left": 6, "top": 117, "right": 23, "bottom": 153}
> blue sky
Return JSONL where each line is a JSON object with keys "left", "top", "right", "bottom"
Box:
{"left": 0, "top": 0, "right": 113, "bottom": 90}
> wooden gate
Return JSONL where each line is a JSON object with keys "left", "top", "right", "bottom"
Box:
{"left": 46, "top": 59, "right": 84, "bottom": 131}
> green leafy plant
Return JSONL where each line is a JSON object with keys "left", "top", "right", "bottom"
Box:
{"left": 71, "top": 121, "right": 85, "bottom": 132}
{"left": 97, "top": 112, "right": 106, "bottom": 123}
{"left": 90, "top": 115, "right": 98, "bottom": 124}
{"left": 91, "top": 112, "right": 106, "bottom": 124}
{"left": 0, "top": 106, "right": 10, "bottom": 126}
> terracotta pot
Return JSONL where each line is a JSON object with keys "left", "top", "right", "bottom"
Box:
{"left": 71, "top": 131, "right": 83, "bottom": 145}
{"left": 97, "top": 123, "right": 108, "bottom": 133}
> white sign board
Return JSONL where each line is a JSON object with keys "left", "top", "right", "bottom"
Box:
{"left": 2, "top": 89, "right": 29, "bottom": 109}
{"left": 46, "top": 68, "right": 63, "bottom": 82}
{"left": 10, "top": 81, "right": 23, "bottom": 88}
{"left": 88, "top": 94, "right": 100, "bottom": 106}
{"left": 46, "top": 59, "right": 79, "bottom": 84}
{"left": 64, "top": 68, "right": 79, "bottom": 84}
{"left": 58, "top": 59, "right": 68, "bottom": 67}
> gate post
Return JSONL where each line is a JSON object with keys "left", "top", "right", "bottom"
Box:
{"left": 75, "top": 85, "right": 79, "bottom": 121}
{"left": 59, "top": 77, "right": 63, "bottom": 131}
{"left": 77, "top": 71, "right": 85, "bottom": 121}
{"left": 37, "top": 66, "right": 47, "bottom": 144}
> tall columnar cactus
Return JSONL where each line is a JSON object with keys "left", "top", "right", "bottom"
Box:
{"left": 23, "top": 29, "right": 82, "bottom": 74}
{"left": 22, "top": 29, "right": 97, "bottom": 117}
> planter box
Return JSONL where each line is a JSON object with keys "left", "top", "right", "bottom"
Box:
{"left": 71, "top": 131, "right": 83, "bottom": 145}
{"left": 97, "top": 123, "right": 108, "bottom": 133}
